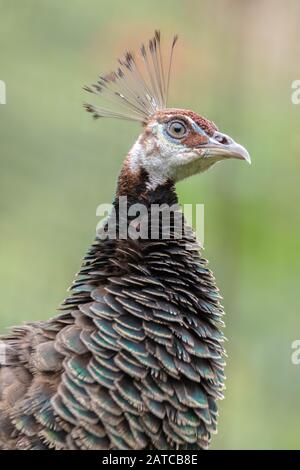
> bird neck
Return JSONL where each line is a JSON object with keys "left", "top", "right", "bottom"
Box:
{"left": 115, "top": 158, "right": 178, "bottom": 207}
{"left": 103, "top": 160, "right": 181, "bottom": 242}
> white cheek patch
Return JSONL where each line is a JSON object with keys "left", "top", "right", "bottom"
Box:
{"left": 128, "top": 139, "right": 145, "bottom": 173}
{"left": 143, "top": 124, "right": 188, "bottom": 189}
{"left": 128, "top": 125, "right": 187, "bottom": 190}
{"left": 127, "top": 121, "right": 213, "bottom": 190}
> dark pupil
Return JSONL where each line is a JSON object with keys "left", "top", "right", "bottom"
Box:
{"left": 173, "top": 124, "right": 182, "bottom": 133}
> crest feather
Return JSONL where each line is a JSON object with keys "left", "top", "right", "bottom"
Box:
{"left": 84, "top": 30, "right": 178, "bottom": 123}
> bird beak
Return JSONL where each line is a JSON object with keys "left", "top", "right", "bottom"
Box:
{"left": 203, "top": 131, "right": 251, "bottom": 164}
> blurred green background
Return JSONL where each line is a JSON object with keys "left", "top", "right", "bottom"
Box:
{"left": 1, "top": 0, "right": 299, "bottom": 449}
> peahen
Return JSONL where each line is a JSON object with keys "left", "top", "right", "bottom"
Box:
{"left": 0, "top": 32, "right": 250, "bottom": 450}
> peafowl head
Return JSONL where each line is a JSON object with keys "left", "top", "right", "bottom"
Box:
{"left": 85, "top": 31, "right": 250, "bottom": 192}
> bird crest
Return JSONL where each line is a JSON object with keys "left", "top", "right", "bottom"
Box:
{"left": 84, "top": 30, "right": 178, "bottom": 123}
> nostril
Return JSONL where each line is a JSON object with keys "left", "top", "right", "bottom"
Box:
{"left": 214, "top": 133, "right": 231, "bottom": 145}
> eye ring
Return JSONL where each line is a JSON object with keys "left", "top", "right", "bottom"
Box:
{"left": 166, "top": 120, "right": 188, "bottom": 139}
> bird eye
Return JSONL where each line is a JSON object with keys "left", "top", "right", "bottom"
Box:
{"left": 166, "top": 120, "right": 187, "bottom": 139}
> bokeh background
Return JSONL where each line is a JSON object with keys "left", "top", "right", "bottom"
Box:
{"left": 1, "top": 0, "right": 300, "bottom": 449}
